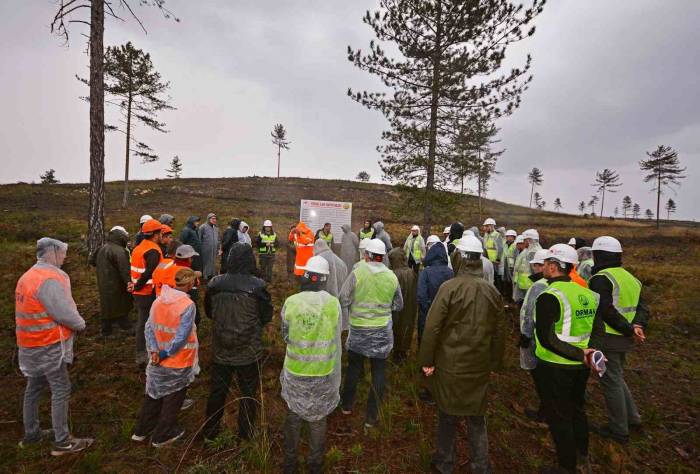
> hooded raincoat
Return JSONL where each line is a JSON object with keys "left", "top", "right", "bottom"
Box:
{"left": 418, "top": 257, "right": 505, "bottom": 416}
{"left": 279, "top": 290, "right": 342, "bottom": 421}
{"left": 417, "top": 243, "right": 454, "bottom": 339}
{"left": 519, "top": 273, "right": 548, "bottom": 370}
{"left": 388, "top": 248, "right": 418, "bottom": 353}
{"left": 90, "top": 228, "right": 132, "bottom": 320}
{"left": 180, "top": 217, "right": 203, "bottom": 271}
{"left": 144, "top": 285, "right": 199, "bottom": 399}
{"left": 198, "top": 213, "right": 220, "bottom": 279}
{"left": 372, "top": 221, "right": 393, "bottom": 263}
{"left": 238, "top": 221, "right": 252, "bottom": 246}
{"left": 339, "top": 261, "right": 403, "bottom": 359}
{"left": 17, "top": 238, "right": 86, "bottom": 377}
{"left": 512, "top": 242, "right": 542, "bottom": 302}
{"left": 313, "top": 239, "right": 348, "bottom": 298}
{"left": 339, "top": 224, "right": 359, "bottom": 274}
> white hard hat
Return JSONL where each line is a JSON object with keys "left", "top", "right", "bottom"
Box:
{"left": 359, "top": 238, "right": 372, "bottom": 250}
{"left": 567, "top": 237, "right": 576, "bottom": 246}
{"left": 411, "top": 225, "right": 420, "bottom": 231}
{"left": 456, "top": 235, "right": 483, "bottom": 253}
{"left": 505, "top": 229, "right": 517, "bottom": 237}
{"left": 263, "top": 220, "right": 272, "bottom": 227}
{"left": 464, "top": 229, "right": 475, "bottom": 237}
{"left": 426, "top": 235, "right": 440, "bottom": 245}
{"left": 592, "top": 236, "right": 622, "bottom": 253}
{"left": 546, "top": 244, "right": 579, "bottom": 265}
{"left": 300, "top": 255, "right": 330, "bottom": 275}
{"left": 366, "top": 239, "right": 387, "bottom": 256}
{"left": 483, "top": 218, "right": 496, "bottom": 226}
{"left": 139, "top": 214, "right": 153, "bottom": 225}
{"left": 443, "top": 226, "right": 451, "bottom": 234}
{"left": 110, "top": 225, "right": 128, "bottom": 236}
{"left": 523, "top": 229, "right": 539, "bottom": 241}
{"left": 529, "top": 249, "right": 549, "bottom": 265}
{"left": 515, "top": 235, "right": 525, "bottom": 244}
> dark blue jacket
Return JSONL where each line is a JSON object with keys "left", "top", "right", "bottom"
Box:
{"left": 417, "top": 244, "right": 454, "bottom": 317}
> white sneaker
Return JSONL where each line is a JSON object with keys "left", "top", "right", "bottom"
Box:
{"left": 151, "top": 430, "right": 185, "bottom": 448}
{"left": 180, "top": 398, "right": 194, "bottom": 411}
{"left": 131, "top": 433, "right": 148, "bottom": 442}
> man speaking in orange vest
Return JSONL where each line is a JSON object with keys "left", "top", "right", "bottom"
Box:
{"left": 15, "top": 238, "right": 93, "bottom": 456}
{"left": 132, "top": 267, "right": 200, "bottom": 448}
{"left": 292, "top": 221, "right": 315, "bottom": 277}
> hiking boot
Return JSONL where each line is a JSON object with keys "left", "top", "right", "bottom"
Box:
{"left": 590, "top": 424, "right": 629, "bottom": 445}
{"left": 50, "top": 437, "right": 94, "bottom": 456}
{"left": 151, "top": 429, "right": 185, "bottom": 448}
{"left": 180, "top": 398, "right": 195, "bottom": 411}
{"left": 18, "top": 429, "right": 54, "bottom": 448}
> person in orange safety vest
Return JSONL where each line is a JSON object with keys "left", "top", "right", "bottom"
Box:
{"left": 130, "top": 218, "right": 164, "bottom": 366}
{"left": 16, "top": 237, "right": 93, "bottom": 456}
{"left": 132, "top": 267, "right": 200, "bottom": 448}
{"left": 292, "top": 222, "right": 315, "bottom": 277}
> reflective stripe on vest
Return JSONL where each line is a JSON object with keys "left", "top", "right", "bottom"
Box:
{"left": 359, "top": 229, "right": 373, "bottom": 240}
{"left": 258, "top": 232, "right": 277, "bottom": 254}
{"left": 405, "top": 235, "right": 424, "bottom": 262}
{"left": 283, "top": 292, "right": 340, "bottom": 377}
{"left": 349, "top": 265, "right": 398, "bottom": 328}
{"left": 534, "top": 281, "right": 598, "bottom": 366}
{"left": 152, "top": 294, "right": 197, "bottom": 369}
{"left": 597, "top": 267, "right": 642, "bottom": 336}
{"left": 15, "top": 266, "right": 74, "bottom": 348}
{"left": 485, "top": 232, "right": 499, "bottom": 262}
{"left": 506, "top": 243, "right": 517, "bottom": 268}
{"left": 130, "top": 239, "right": 163, "bottom": 295}
{"left": 318, "top": 232, "right": 333, "bottom": 244}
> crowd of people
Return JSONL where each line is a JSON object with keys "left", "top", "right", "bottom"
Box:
{"left": 14, "top": 213, "right": 649, "bottom": 474}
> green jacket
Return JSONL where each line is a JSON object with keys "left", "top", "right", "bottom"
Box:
{"left": 418, "top": 257, "right": 505, "bottom": 416}
{"left": 90, "top": 230, "right": 133, "bottom": 320}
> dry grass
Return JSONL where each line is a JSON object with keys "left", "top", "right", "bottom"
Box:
{"left": 0, "top": 177, "right": 698, "bottom": 472}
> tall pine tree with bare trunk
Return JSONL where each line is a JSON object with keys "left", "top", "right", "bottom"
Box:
{"left": 639, "top": 145, "right": 686, "bottom": 229}
{"left": 49, "top": 0, "right": 178, "bottom": 258}
{"left": 622, "top": 195, "right": 632, "bottom": 219}
{"left": 348, "top": 0, "right": 545, "bottom": 233}
{"left": 101, "top": 42, "right": 174, "bottom": 208}
{"left": 271, "top": 124, "right": 291, "bottom": 178}
{"left": 527, "top": 167, "right": 543, "bottom": 207}
{"left": 592, "top": 168, "right": 622, "bottom": 218}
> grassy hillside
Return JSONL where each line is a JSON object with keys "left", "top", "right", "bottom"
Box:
{"left": 0, "top": 177, "right": 698, "bottom": 473}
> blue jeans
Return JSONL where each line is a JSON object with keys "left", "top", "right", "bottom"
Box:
{"left": 23, "top": 363, "right": 71, "bottom": 445}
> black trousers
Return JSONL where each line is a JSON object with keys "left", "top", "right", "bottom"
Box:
{"left": 134, "top": 387, "right": 187, "bottom": 443}
{"left": 341, "top": 350, "right": 386, "bottom": 424}
{"left": 134, "top": 294, "right": 155, "bottom": 354}
{"left": 537, "top": 363, "right": 590, "bottom": 472}
{"left": 204, "top": 362, "right": 260, "bottom": 440}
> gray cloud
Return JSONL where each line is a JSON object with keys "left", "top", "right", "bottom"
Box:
{"left": 0, "top": 1, "right": 697, "bottom": 220}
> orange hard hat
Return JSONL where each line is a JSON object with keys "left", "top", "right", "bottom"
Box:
{"left": 161, "top": 224, "right": 173, "bottom": 235}
{"left": 142, "top": 219, "right": 163, "bottom": 234}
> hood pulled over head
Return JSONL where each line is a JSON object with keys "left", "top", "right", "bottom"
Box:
{"left": 186, "top": 216, "right": 199, "bottom": 228}
{"left": 37, "top": 237, "right": 68, "bottom": 268}
{"left": 341, "top": 224, "right": 351, "bottom": 234}
{"left": 313, "top": 238, "right": 331, "bottom": 256}
{"left": 226, "top": 242, "right": 256, "bottom": 274}
{"left": 388, "top": 247, "right": 407, "bottom": 269}
{"left": 449, "top": 222, "right": 464, "bottom": 242}
{"left": 424, "top": 242, "right": 448, "bottom": 267}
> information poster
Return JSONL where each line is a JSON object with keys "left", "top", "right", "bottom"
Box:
{"left": 300, "top": 200, "right": 352, "bottom": 243}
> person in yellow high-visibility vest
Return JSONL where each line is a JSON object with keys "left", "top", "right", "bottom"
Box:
{"left": 280, "top": 256, "right": 342, "bottom": 473}
{"left": 403, "top": 225, "right": 426, "bottom": 272}
{"left": 588, "top": 236, "right": 649, "bottom": 445}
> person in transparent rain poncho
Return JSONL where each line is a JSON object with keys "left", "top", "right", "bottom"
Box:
{"left": 16, "top": 238, "right": 93, "bottom": 456}
{"left": 280, "top": 256, "right": 342, "bottom": 474}
{"left": 339, "top": 239, "right": 403, "bottom": 429}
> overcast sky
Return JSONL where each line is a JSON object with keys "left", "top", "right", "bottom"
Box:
{"left": 1, "top": 1, "right": 698, "bottom": 220}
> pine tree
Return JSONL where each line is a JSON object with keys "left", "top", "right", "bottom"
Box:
{"left": 640, "top": 145, "right": 686, "bottom": 228}
{"left": 592, "top": 168, "right": 622, "bottom": 218}
{"left": 534, "top": 192, "right": 545, "bottom": 209}
{"left": 665, "top": 198, "right": 677, "bottom": 220}
{"left": 588, "top": 195, "right": 599, "bottom": 215}
{"left": 553, "top": 197, "right": 562, "bottom": 212}
{"left": 645, "top": 209, "right": 654, "bottom": 220}
{"left": 614, "top": 207, "right": 619, "bottom": 218}
{"left": 49, "top": 0, "right": 178, "bottom": 258}
{"left": 166, "top": 155, "right": 182, "bottom": 178}
{"left": 632, "top": 203, "right": 641, "bottom": 219}
{"left": 86, "top": 41, "right": 175, "bottom": 208}
{"left": 578, "top": 201, "right": 586, "bottom": 215}
{"left": 356, "top": 171, "right": 370, "bottom": 182}
{"left": 40, "top": 169, "right": 60, "bottom": 184}
{"left": 528, "top": 167, "right": 544, "bottom": 208}
{"left": 271, "top": 124, "right": 291, "bottom": 178}
{"left": 622, "top": 195, "right": 632, "bottom": 219}
{"left": 348, "top": 0, "right": 545, "bottom": 232}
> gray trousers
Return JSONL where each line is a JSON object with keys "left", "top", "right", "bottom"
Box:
{"left": 433, "top": 411, "right": 491, "bottom": 474}
{"left": 259, "top": 254, "right": 275, "bottom": 283}
{"left": 134, "top": 294, "right": 155, "bottom": 357}
{"left": 23, "top": 363, "right": 71, "bottom": 445}
{"left": 283, "top": 410, "right": 326, "bottom": 474}
{"left": 599, "top": 351, "right": 640, "bottom": 436}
